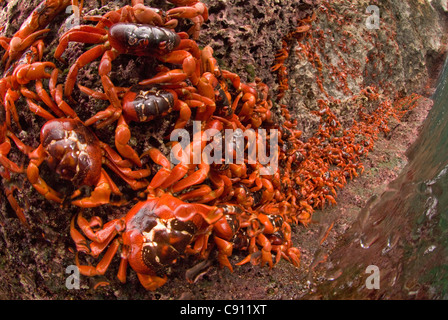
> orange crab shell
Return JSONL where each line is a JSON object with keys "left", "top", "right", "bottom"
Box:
{"left": 40, "top": 118, "right": 102, "bottom": 186}
{"left": 108, "top": 23, "right": 181, "bottom": 56}
{"left": 122, "top": 87, "right": 175, "bottom": 123}
{"left": 120, "top": 194, "right": 218, "bottom": 277}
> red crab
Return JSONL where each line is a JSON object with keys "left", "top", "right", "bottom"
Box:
{"left": 0, "top": 0, "right": 74, "bottom": 69}
{"left": 70, "top": 192, "right": 223, "bottom": 290}
{"left": 236, "top": 212, "right": 301, "bottom": 269}
{"left": 0, "top": 103, "right": 33, "bottom": 225}
{"left": 54, "top": 22, "right": 201, "bottom": 126}
{"left": 77, "top": 82, "right": 214, "bottom": 165}
{"left": 0, "top": 41, "right": 76, "bottom": 130}
{"left": 26, "top": 118, "right": 150, "bottom": 207}
{"left": 89, "top": 0, "right": 178, "bottom": 30}
{"left": 166, "top": 0, "right": 209, "bottom": 40}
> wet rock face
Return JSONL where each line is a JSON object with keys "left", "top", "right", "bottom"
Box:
{"left": 200, "top": 0, "right": 320, "bottom": 87}
{"left": 200, "top": 0, "right": 447, "bottom": 136}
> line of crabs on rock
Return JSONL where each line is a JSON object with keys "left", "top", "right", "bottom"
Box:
{"left": 0, "top": 0, "right": 305, "bottom": 290}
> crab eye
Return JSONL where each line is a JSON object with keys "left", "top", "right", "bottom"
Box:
{"left": 127, "top": 33, "right": 138, "bottom": 46}
{"left": 139, "top": 38, "right": 149, "bottom": 46}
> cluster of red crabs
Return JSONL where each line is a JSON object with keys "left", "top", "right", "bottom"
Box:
{"left": 0, "top": 0, "right": 419, "bottom": 290}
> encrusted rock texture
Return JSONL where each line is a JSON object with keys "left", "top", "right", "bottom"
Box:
{"left": 0, "top": 0, "right": 447, "bottom": 299}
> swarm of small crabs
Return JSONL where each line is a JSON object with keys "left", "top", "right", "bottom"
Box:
{"left": 0, "top": 0, "right": 419, "bottom": 291}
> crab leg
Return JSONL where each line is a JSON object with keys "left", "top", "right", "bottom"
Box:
{"left": 6, "top": 131, "right": 32, "bottom": 155}
{"left": 136, "top": 273, "right": 168, "bottom": 291}
{"left": 54, "top": 26, "right": 107, "bottom": 62}
{"left": 0, "top": 141, "right": 23, "bottom": 174}
{"left": 170, "top": 162, "right": 209, "bottom": 193}
{"left": 71, "top": 213, "right": 124, "bottom": 257}
{"left": 49, "top": 69, "right": 78, "bottom": 118}
{"left": 3, "top": 185, "right": 29, "bottom": 227}
{"left": 214, "top": 236, "right": 234, "bottom": 272}
{"left": 4, "top": 89, "right": 21, "bottom": 129}
{"left": 71, "top": 169, "right": 121, "bottom": 207}
{"left": 104, "top": 159, "right": 151, "bottom": 190}
{"left": 178, "top": 171, "right": 226, "bottom": 203}
{"left": 13, "top": 61, "right": 55, "bottom": 84}
{"left": 98, "top": 49, "right": 123, "bottom": 114}
{"left": 139, "top": 68, "right": 188, "bottom": 86}
{"left": 64, "top": 44, "right": 108, "bottom": 98}
{"left": 117, "top": 246, "right": 129, "bottom": 283}
{"left": 75, "top": 238, "right": 121, "bottom": 277}
{"left": 35, "top": 80, "right": 65, "bottom": 118}
{"left": 76, "top": 213, "right": 125, "bottom": 246}
{"left": 156, "top": 163, "right": 189, "bottom": 189}
{"left": 99, "top": 141, "right": 132, "bottom": 168}
{"left": 2, "top": 29, "right": 50, "bottom": 69}
{"left": 167, "top": 1, "right": 208, "bottom": 39}
{"left": 70, "top": 215, "right": 91, "bottom": 253}
{"left": 27, "top": 145, "right": 63, "bottom": 203}
{"left": 26, "top": 99, "right": 55, "bottom": 120}
{"left": 114, "top": 115, "right": 141, "bottom": 167}
{"left": 174, "top": 202, "right": 222, "bottom": 225}
{"left": 158, "top": 50, "right": 198, "bottom": 84}
{"left": 140, "top": 148, "right": 182, "bottom": 190}
{"left": 101, "top": 144, "right": 151, "bottom": 189}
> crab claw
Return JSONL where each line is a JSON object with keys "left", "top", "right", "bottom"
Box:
{"left": 115, "top": 115, "right": 142, "bottom": 167}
